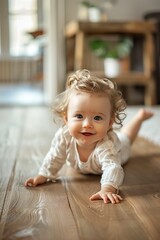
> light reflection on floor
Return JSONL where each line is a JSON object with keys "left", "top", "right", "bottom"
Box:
{"left": 0, "top": 83, "right": 44, "bottom": 106}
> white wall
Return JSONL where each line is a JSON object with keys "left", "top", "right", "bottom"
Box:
{"left": 105, "top": 0, "right": 160, "bottom": 21}
{"left": 43, "top": 0, "right": 66, "bottom": 104}
{"left": 65, "top": 0, "right": 160, "bottom": 22}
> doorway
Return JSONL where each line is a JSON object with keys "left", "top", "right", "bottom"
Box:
{"left": 0, "top": 0, "right": 65, "bottom": 106}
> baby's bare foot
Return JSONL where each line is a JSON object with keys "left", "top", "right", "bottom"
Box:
{"left": 137, "top": 109, "right": 154, "bottom": 122}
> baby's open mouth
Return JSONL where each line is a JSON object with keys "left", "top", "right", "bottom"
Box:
{"left": 81, "top": 132, "right": 94, "bottom": 136}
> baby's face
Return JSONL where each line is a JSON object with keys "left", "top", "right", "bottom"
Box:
{"left": 64, "top": 92, "right": 113, "bottom": 148}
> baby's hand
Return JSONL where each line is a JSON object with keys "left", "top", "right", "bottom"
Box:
{"left": 90, "top": 191, "right": 123, "bottom": 204}
{"left": 90, "top": 185, "right": 123, "bottom": 204}
{"left": 25, "top": 175, "right": 47, "bottom": 187}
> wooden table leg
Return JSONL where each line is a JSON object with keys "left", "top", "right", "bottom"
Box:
{"left": 145, "top": 79, "right": 156, "bottom": 105}
{"left": 74, "top": 31, "right": 85, "bottom": 70}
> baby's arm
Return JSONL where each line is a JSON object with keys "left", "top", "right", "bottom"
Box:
{"left": 25, "top": 127, "right": 68, "bottom": 188}
{"left": 90, "top": 184, "right": 123, "bottom": 204}
{"left": 25, "top": 175, "right": 47, "bottom": 187}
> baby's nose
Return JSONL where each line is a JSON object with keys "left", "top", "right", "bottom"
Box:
{"left": 83, "top": 118, "right": 93, "bottom": 128}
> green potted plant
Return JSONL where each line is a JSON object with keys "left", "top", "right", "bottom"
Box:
{"left": 80, "top": 1, "right": 97, "bottom": 8}
{"left": 89, "top": 37, "right": 133, "bottom": 77}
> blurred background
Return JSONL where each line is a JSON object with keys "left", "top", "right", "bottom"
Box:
{"left": 0, "top": 0, "right": 160, "bottom": 106}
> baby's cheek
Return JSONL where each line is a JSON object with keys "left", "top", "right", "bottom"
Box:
{"left": 68, "top": 126, "right": 77, "bottom": 137}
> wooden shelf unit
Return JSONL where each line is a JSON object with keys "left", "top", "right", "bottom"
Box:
{"left": 65, "top": 21, "right": 157, "bottom": 105}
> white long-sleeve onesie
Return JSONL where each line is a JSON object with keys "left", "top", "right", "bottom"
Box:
{"left": 39, "top": 126, "right": 131, "bottom": 189}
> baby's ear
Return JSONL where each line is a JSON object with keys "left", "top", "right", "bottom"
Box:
{"left": 109, "top": 117, "right": 114, "bottom": 128}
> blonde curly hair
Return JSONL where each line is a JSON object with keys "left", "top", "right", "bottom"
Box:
{"left": 52, "top": 69, "right": 126, "bottom": 127}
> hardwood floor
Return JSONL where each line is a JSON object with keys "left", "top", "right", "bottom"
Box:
{"left": 0, "top": 106, "right": 160, "bottom": 240}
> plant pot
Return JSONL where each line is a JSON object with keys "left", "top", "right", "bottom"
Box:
{"left": 88, "top": 7, "right": 101, "bottom": 22}
{"left": 104, "top": 58, "right": 120, "bottom": 78}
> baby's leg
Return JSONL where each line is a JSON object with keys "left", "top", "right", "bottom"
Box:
{"left": 116, "top": 131, "right": 131, "bottom": 165}
{"left": 121, "top": 109, "right": 154, "bottom": 144}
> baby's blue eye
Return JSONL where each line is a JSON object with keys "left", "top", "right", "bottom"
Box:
{"left": 94, "top": 115, "right": 103, "bottom": 121}
{"left": 75, "top": 114, "right": 83, "bottom": 119}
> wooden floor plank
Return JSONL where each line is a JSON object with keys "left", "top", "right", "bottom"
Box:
{"left": 2, "top": 181, "right": 79, "bottom": 240}
{"left": 122, "top": 183, "right": 160, "bottom": 240}
{"left": 0, "top": 108, "right": 25, "bottom": 236}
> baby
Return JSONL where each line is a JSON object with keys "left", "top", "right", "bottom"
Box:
{"left": 25, "top": 69, "right": 153, "bottom": 204}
